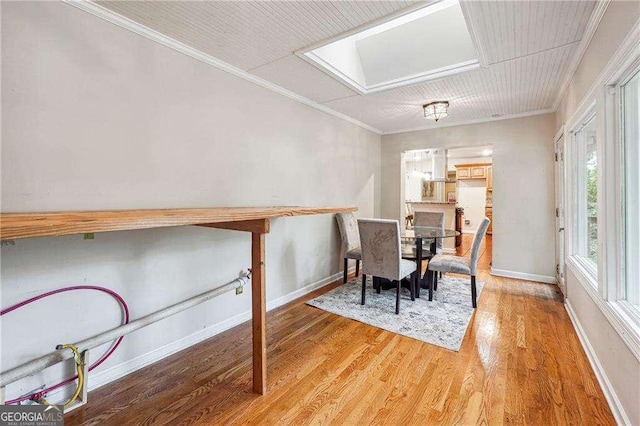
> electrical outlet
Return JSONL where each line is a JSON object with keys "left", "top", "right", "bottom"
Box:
{"left": 236, "top": 286, "right": 243, "bottom": 295}
{"left": 464, "top": 220, "right": 470, "bottom": 225}
{"left": 83, "top": 233, "right": 94, "bottom": 240}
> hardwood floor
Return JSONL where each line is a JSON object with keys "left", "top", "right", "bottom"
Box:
{"left": 66, "top": 237, "right": 614, "bottom": 425}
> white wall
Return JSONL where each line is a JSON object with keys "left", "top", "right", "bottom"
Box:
{"left": 555, "top": 2, "right": 640, "bottom": 424}
{"left": 382, "top": 114, "right": 556, "bottom": 279}
{"left": 0, "top": 2, "right": 381, "bottom": 400}
{"left": 457, "top": 180, "right": 486, "bottom": 233}
{"left": 556, "top": 1, "right": 640, "bottom": 128}
{"left": 404, "top": 153, "right": 431, "bottom": 202}
{"left": 405, "top": 173, "right": 423, "bottom": 202}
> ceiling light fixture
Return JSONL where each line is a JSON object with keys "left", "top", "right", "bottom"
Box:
{"left": 423, "top": 101, "right": 449, "bottom": 122}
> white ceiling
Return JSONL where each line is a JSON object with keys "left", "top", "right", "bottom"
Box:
{"left": 97, "top": 0, "right": 597, "bottom": 134}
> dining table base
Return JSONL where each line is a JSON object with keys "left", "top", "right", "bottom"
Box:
{"left": 373, "top": 276, "right": 415, "bottom": 293}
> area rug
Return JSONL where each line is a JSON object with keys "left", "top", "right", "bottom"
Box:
{"left": 307, "top": 276, "right": 484, "bottom": 351}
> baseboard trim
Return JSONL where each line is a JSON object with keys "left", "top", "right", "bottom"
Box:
{"left": 266, "top": 272, "right": 342, "bottom": 311}
{"left": 43, "top": 271, "right": 343, "bottom": 404}
{"left": 565, "top": 300, "right": 631, "bottom": 425}
{"left": 490, "top": 268, "right": 556, "bottom": 284}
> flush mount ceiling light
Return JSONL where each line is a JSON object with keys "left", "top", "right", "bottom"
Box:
{"left": 423, "top": 101, "right": 449, "bottom": 122}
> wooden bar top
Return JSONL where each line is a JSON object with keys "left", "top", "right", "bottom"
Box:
{"left": 0, "top": 206, "right": 356, "bottom": 240}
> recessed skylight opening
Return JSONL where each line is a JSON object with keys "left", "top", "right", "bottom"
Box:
{"left": 298, "top": 0, "right": 481, "bottom": 94}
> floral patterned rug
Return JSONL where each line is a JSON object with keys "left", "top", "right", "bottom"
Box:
{"left": 307, "top": 275, "right": 484, "bottom": 351}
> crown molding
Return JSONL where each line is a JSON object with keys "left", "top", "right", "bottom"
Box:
{"left": 552, "top": 0, "right": 611, "bottom": 112}
{"left": 63, "top": 0, "right": 383, "bottom": 135}
{"left": 382, "top": 109, "right": 554, "bottom": 136}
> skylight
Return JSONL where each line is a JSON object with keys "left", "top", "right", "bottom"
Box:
{"left": 298, "top": 0, "right": 480, "bottom": 94}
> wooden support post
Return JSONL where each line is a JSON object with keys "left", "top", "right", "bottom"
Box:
{"left": 251, "top": 231, "right": 267, "bottom": 394}
{"left": 201, "top": 217, "right": 270, "bottom": 394}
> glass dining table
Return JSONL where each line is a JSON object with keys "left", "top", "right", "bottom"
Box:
{"left": 401, "top": 226, "right": 460, "bottom": 294}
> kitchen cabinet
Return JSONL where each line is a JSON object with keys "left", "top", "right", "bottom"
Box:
{"left": 455, "top": 163, "right": 491, "bottom": 181}
{"left": 470, "top": 166, "right": 486, "bottom": 178}
{"left": 456, "top": 167, "right": 471, "bottom": 179}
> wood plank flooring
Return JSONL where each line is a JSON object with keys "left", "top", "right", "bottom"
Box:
{"left": 66, "top": 234, "right": 614, "bottom": 425}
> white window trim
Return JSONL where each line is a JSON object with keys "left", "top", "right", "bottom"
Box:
{"left": 602, "top": 83, "right": 624, "bottom": 304}
{"left": 566, "top": 104, "right": 598, "bottom": 284}
{"left": 568, "top": 255, "right": 640, "bottom": 362}
{"left": 607, "top": 56, "right": 640, "bottom": 316}
{"left": 563, "top": 22, "right": 640, "bottom": 362}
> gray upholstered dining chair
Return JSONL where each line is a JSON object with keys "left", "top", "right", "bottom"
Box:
{"left": 357, "top": 219, "right": 418, "bottom": 314}
{"left": 336, "top": 212, "right": 361, "bottom": 283}
{"left": 426, "top": 217, "right": 490, "bottom": 308}
{"left": 413, "top": 211, "right": 445, "bottom": 255}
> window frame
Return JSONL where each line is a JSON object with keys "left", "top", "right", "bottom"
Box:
{"left": 606, "top": 56, "right": 640, "bottom": 328}
{"left": 567, "top": 104, "right": 600, "bottom": 286}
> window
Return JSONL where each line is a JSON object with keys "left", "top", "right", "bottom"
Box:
{"left": 564, "top": 38, "right": 640, "bottom": 360}
{"left": 573, "top": 114, "right": 598, "bottom": 275}
{"left": 622, "top": 69, "right": 640, "bottom": 308}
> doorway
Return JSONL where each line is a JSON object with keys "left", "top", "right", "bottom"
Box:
{"left": 400, "top": 146, "right": 493, "bottom": 267}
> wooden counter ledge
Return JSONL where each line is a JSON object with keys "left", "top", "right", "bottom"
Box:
{"left": 0, "top": 206, "right": 356, "bottom": 241}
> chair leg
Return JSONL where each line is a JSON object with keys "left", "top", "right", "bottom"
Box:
{"left": 434, "top": 272, "right": 438, "bottom": 291}
{"left": 361, "top": 274, "right": 367, "bottom": 305}
{"left": 355, "top": 260, "right": 360, "bottom": 278}
{"left": 395, "top": 280, "right": 401, "bottom": 314}
{"left": 375, "top": 276, "right": 381, "bottom": 294}
{"left": 471, "top": 275, "right": 477, "bottom": 308}
{"left": 439, "top": 271, "right": 442, "bottom": 279}
{"left": 428, "top": 269, "right": 434, "bottom": 301}
{"left": 343, "top": 258, "right": 348, "bottom": 283}
{"left": 409, "top": 272, "right": 416, "bottom": 301}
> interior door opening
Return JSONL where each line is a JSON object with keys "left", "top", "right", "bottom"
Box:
{"left": 555, "top": 132, "right": 566, "bottom": 295}
{"left": 400, "top": 145, "right": 493, "bottom": 267}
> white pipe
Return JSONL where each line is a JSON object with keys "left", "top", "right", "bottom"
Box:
{"left": 0, "top": 275, "right": 249, "bottom": 388}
